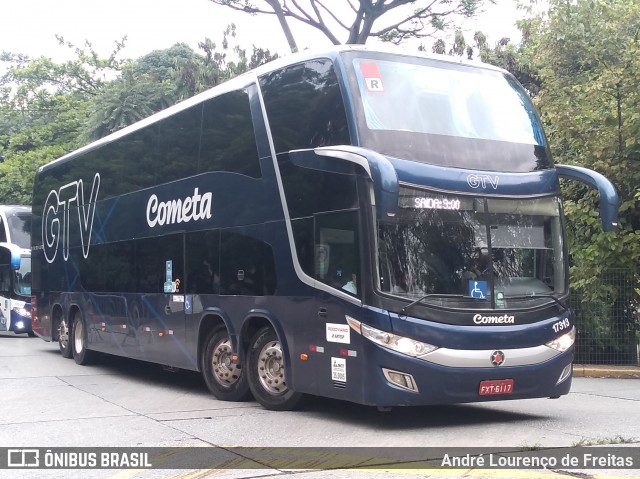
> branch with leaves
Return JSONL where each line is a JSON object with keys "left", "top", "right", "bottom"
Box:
{"left": 209, "top": 0, "right": 486, "bottom": 49}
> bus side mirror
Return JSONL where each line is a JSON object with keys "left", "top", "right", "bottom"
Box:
{"left": 555, "top": 164, "right": 619, "bottom": 232}
{"left": 290, "top": 146, "right": 399, "bottom": 222}
{"left": 0, "top": 244, "right": 21, "bottom": 270}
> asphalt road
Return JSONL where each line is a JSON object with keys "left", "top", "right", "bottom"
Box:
{"left": 1, "top": 332, "right": 639, "bottom": 479}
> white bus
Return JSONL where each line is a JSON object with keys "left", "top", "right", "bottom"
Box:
{"left": 0, "top": 206, "right": 32, "bottom": 336}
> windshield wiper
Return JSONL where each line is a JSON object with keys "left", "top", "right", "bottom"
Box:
{"left": 400, "top": 294, "right": 465, "bottom": 315}
{"left": 399, "top": 293, "right": 568, "bottom": 316}
{"left": 501, "top": 294, "right": 568, "bottom": 313}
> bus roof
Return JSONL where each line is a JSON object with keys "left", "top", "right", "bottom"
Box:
{"left": 37, "top": 45, "right": 510, "bottom": 174}
{"left": 0, "top": 205, "right": 31, "bottom": 214}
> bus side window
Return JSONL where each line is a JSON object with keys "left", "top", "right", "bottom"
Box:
{"left": 219, "top": 230, "right": 277, "bottom": 296}
{"left": 259, "top": 59, "right": 350, "bottom": 154}
{"left": 0, "top": 217, "right": 6, "bottom": 243}
{"left": 315, "top": 211, "right": 360, "bottom": 296}
{"left": 0, "top": 265, "right": 11, "bottom": 294}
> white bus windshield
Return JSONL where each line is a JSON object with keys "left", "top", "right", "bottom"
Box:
{"left": 353, "top": 58, "right": 543, "bottom": 145}
{"left": 343, "top": 52, "right": 551, "bottom": 172}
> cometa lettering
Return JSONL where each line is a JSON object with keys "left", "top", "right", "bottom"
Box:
{"left": 473, "top": 314, "right": 515, "bottom": 324}
{"left": 147, "top": 188, "right": 212, "bottom": 227}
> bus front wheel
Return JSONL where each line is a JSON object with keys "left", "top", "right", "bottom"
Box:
{"left": 247, "top": 327, "right": 303, "bottom": 411}
{"left": 202, "top": 328, "right": 251, "bottom": 402}
{"left": 71, "top": 313, "right": 94, "bottom": 365}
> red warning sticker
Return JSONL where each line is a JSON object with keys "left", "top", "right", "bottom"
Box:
{"left": 360, "top": 62, "right": 384, "bottom": 92}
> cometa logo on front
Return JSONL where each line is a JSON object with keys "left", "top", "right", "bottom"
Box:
{"left": 473, "top": 314, "right": 515, "bottom": 324}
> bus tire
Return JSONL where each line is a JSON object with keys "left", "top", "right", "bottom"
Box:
{"left": 247, "top": 326, "right": 303, "bottom": 411}
{"left": 58, "top": 317, "right": 72, "bottom": 358}
{"left": 202, "top": 328, "right": 251, "bottom": 402}
{"left": 71, "top": 313, "right": 94, "bottom": 365}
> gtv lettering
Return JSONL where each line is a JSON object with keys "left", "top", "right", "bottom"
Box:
{"left": 42, "top": 173, "right": 100, "bottom": 264}
{"left": 467, "top": 174, "right": 499, "bottom": 190}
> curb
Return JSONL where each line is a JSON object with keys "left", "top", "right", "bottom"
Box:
{"left": 573, "top": 364, "right": 640, "bottom": 379}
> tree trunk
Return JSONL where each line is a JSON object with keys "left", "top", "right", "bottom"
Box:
{"left": 266, "top": 0, "right": 298, "bottom": 53}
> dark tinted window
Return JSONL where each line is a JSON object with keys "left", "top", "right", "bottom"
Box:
{"left": 219, "top": 230, "right": 276, "bottom": 296}
{"left": 94, "top": 124, "right": 159, "bottom": 198}
{"left": 200, "top": 91, "right": 261, "bottom": 178}
{"left": 81, "top": 241, "right": 135, "bottom": 293}
{"left": 136, "top": 235, "right": 184, "bottom": 294}
{"left": 279, "top": 155, "right": 359, "bottom": 219}
{"left": 260, "top": 59, "right": 350, "bottom": 153}
{"left": 35, "top": 89, "right": 260, "bottom": 207}
{"left": 185, "top": 230, "right": 220, "bottom": 294}
{"left": 157, "top": 103, "right": 202, "bottom": 180}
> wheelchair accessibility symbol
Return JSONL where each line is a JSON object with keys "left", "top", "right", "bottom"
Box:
{"left": 469, "top": 280, "right": 487, "bottom": 299}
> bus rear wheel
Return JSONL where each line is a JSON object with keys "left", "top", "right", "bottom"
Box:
{"left": 247, "top": 326, "right": 303, "bottom": 411}
{"left": 58, "top": 318, "right": 72, "bottom": 358}
{"left": 71, "top": 313, "right": 94, "bottom": 365}
{"left": 202, "top": 328, "right": 251, "bottom": 402}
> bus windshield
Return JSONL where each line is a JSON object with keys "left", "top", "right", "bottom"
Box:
{"left": 344, "top": 53, "right": 551, "bottom": 172}
{"left": 8, "top": 213, "right": 32, "bottom": 249}
{"left": 14, "top": 255, "right": 31, "bottom": 297}
{"left": 378, "top": 190, "right": 566, "bottom": 310}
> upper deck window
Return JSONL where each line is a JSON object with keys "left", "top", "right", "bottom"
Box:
{"left": 354, "top": 58, "right": 542, "bottom": 145}
{"left": 343, "top": 52, "right": 551, "bottom": 172}
{"left": 259, "top": 59, "right": 350, "bottom": 154}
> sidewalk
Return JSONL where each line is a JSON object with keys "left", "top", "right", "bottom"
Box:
{"left": 573, "top": 363, "right": 640, "bottom": 379}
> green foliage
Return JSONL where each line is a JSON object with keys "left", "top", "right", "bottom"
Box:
{"left": 0, "top": 26, "right": 279, "bottom": 203}
{"left": 210, "top": 0, "right": 488, "bottom": 47}
{"left": 431, "top": 0, "right": 639, "bottom": 360}
{"left": 172, "top": 25, "right": 277, "bottom": 99}
{"left": 0, "top": 38, "right": 129, "bottom": 203}
{"left": 533, "top": 0, "right": 640, "bottom": 299}
{"left": 80, "top": 70, "right": 176, "bottom": 142}
{"left": 525, "top": 0, "right": 640, "bottom": 361}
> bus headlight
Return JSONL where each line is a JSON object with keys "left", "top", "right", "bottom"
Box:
{"left": 545, "top": 327, "right": 576, "bottom": 352}
{"left": 12, "top": 307, "right": 31, "bottom": 318}
{"left": 358, "top": 322, "right": 438, "bottom": 359}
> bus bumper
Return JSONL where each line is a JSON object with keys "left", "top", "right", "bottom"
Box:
{"left": 362, "top": 346, "right": 574, "bottom": 407}
{"left": 9, "top": 309, "right": 33, "bottom": 335}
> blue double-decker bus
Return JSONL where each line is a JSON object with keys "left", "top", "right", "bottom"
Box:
{"left": 31, "top": 46, "right": 618, "bottom": 410}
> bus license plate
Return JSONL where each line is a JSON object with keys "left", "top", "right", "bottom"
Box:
{"left": 479, "top": 379, "right": 514, "bottom": 396}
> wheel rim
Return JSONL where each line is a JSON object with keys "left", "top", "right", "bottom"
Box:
{"left": 211, "top": 337, "right": 241, "bottom": 387}
{"left": 74, "top": 319, "right": 84, "bottom": 354}
{"left": 59, "top": 319, "right": 69, "bottom": 349}
{"left": 257, "top": 339, "right": 287, "bottom": 395}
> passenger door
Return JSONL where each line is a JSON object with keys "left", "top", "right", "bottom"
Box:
{"left": 0, "top": 257, "right": 11, "bottom": 332}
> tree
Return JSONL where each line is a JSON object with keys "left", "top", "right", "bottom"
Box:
{"left": 532, "top": 0, "right": 640, "bottom": 289}
{"left": 0, "top": 38, "right": 126, "bottom": 202}
{"left": 74, "top": 30, "right": 277, "bottom": 140}
{"left": 80, "top": 70, "right": 175, "bottom": 142}
{"left": 0, "top": 91, "right": 90, "bottom": 203}
{"left": 209, "top": 0, "right": 486, "bottom": 50}
{"left": 80, "top": 44, "right": 202, "bottom": 141}
{"left": 172, "top": 25, "right": 278, "bottom": 99}
{"left": 527, "top": 0, "right": 640, "bottom": 362}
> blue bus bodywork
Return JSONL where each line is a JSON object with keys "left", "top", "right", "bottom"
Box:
{"left": 31, "top": 46, "right": 618, "bottom": 409}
